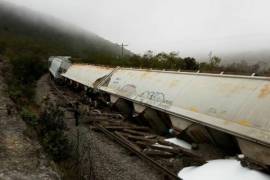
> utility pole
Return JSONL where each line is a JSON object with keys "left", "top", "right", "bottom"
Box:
{"left": 208, "top": 51, "right": 213, "bottom": 61}
{"left": 121, "top": 43, "right": 128, "bottom": 57}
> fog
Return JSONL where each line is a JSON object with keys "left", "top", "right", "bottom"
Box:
{"left": 4, "top": 0, "right": 270, "bottom": 59}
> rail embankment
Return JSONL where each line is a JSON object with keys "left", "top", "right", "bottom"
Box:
{"left": 0, "top": 60, "right": 60, "bottom": 180}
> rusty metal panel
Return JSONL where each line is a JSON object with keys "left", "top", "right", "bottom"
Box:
{"left": 99, "top": 68, "right": 270, "bottom": 145}
{"left": 61, "top": 64, "right": 113, "bottom": 88}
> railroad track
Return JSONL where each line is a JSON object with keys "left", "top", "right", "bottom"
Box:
{"left": 94, "top": 123, "right": 181, "bottom": 180}
{"left": 88, "top": 109, "right": 210, "bottom": 180}
{"left": 49, "top": 80, "right": 187, "bottom": 179}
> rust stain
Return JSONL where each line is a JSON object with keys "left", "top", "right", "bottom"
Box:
{"left": 238, "top": 119, "right": 251, "bottom": 127}
{"left": 219, "top": 83, "right": 250, "bottom": 94}
{"left": 140, "top": 71, "right": 152, "bottom": 79}
{"left": 223, "top": 120, "right": 231, "bottom": 125}
{"left": 189, "top": 107, "right": 199, "bottom": 112}
{"left": 258, "top": 84, "right": 270, "bottom": 98}
{"left": 169, "top": 80, "right": 179, "bottom": 88}
{"left": 127, "top": 71, "right": 133, "bottom": 76}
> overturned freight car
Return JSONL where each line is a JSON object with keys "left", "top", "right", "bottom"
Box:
{"left": 49, "top": 56, "right": 270, "bottom": 169}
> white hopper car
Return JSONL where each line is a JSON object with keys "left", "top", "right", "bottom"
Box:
{"left": 49, "top": 56, "right": 270, "bottom": 168}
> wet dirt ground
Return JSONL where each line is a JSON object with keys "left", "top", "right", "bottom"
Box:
{"left": 0, "top": 62, "right": 60, "bottom": 180}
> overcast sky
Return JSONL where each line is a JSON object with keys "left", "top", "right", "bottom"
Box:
{"left": 5, "top": 0, "right": 270, "bottom": 58}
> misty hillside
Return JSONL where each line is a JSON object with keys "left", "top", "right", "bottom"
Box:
{"left": 0, "top": 1, "right": 132, "bottom": 62}
{"left": 219, "top": 50, "right": 270, "bottom": 65}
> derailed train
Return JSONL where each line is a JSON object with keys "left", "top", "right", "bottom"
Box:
{"left": 49, "top": 56, "right": 270, "bottom": 168}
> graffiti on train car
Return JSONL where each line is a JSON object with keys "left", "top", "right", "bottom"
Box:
{"left": 112, "top": 77, "right": 121, "bottom": 85}
{"left": 137, "top": 90, "right": 173, "bottom": 108}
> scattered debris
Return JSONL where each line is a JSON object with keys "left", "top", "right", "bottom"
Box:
{"left": 165, "top": 138, "right": 192, "bottom": 150}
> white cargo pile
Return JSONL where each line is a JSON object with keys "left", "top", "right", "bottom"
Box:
{"left": 178, "top": 159, "right": 270, "bottom": 180}
{"left": 153, "top": 138, "right": 192, "bottom": 150}
{"left": 165, "top": 138, "right": 192, "bottom": 150}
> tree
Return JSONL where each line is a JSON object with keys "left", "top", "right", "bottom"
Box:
{"left": 183, "top": 57, "right": 198, "bottom": 70}
{"left": 210, "top": 56, "right": 221, "bottom": 67}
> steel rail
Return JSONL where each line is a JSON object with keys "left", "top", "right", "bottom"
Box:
{"left": 94, "top": 123, "right": 182, "bottom": 180}
{"left": 49, "top": 79, "right": 181, "bottom": 179}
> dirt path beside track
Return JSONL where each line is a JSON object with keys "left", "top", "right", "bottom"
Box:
{"left": 0, "top": 61, "right": 60, "bottom": 180}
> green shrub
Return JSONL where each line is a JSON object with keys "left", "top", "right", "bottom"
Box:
{"left": 42, "top": 130, "right": 70, "bottom": 161}
{"left": 20, "top": 108, "right": 38, "bottom": 126}
{"left": 9, "top": 52, "right": 47, "bottom": 84}
{"left": 39, "top": 105, "right": 66, "bottom": 132}
{"left": 39, "top": 104, "right": 71, "bottom": 161}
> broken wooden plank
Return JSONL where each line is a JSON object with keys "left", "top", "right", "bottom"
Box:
{"left": 122, "top": 129, "right": 155, "bottom": 138}
{"left": 117, "top": 132, "right": 158, "bottom": 143}
{"left": 135, "top": 140, "right": 155, "bottom": 147}
{"left": 136, "top": 141, "right": 183, "bottom": 155}
{"left": 95, "top": 120, "right": 123, "bottom": 125}
{"left": 103, "top": 126, "right": 150, "bottom": 131}
{"left": 114, "top": 131, "right": 141, "bottom": 152}
{"left": 143, "top": 149, "right": 175, "bottom": 158}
